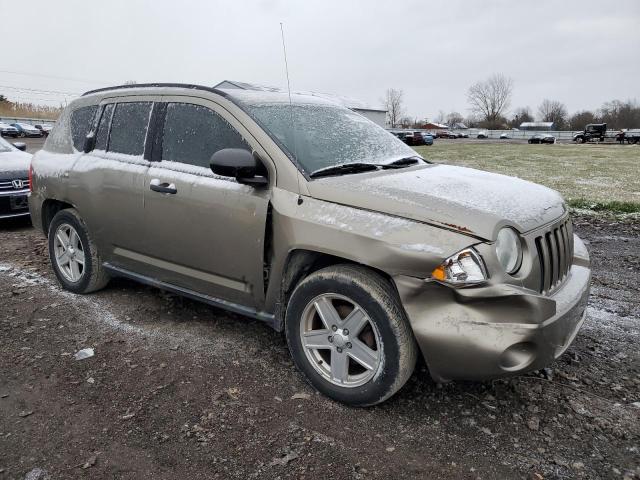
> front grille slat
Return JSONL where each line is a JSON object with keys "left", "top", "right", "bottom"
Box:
{"left": 535, "top": 218, "right": 573, "bottom": 294}
{"left": 0, "top": 178, "right": 30, "bottom": 191}
{"left": 558, "top": 225, "right": 568, "bottom": 277}
{"left": 547, "top": 232, "right": 559, "bottom": 286}
{"left": 554, "top": 228, "right": 565, "bottom": 281}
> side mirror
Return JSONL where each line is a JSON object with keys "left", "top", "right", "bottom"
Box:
{"left": 13, "top": 142, "right": 27, "bottom": 152}
{"left": 210, "top": 148, "right": 268, "bottom": 186}
{"left": 83, "top": 133, "right": 96, "bottom": 153}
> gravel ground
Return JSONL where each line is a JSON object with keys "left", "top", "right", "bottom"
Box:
{"left": 0, "top": 215, "right": 638, "bottom": 480}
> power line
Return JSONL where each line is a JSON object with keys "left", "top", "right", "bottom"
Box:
{"left": 0, "top": 69, "right": 112, "bottom": 86}
{"left": 0, "top": 85, "right": 81, "bottom": 96}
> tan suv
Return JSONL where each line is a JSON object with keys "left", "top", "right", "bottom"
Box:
{"left": 29, "top": 84, "right": 591, "bottom": 406}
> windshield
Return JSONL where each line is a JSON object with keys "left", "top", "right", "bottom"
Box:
{"left": 0, "top": 136, "right": 14, "bottom": 153}
{"left": 245, "top": 102, "right": 417, "bottom": 174}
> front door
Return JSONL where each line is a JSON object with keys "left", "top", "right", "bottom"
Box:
{"left": 140, "top": 99, "right": 270, "bottom": 308}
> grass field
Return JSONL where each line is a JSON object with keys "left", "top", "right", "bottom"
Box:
{"left": 413, "top": 143, "right": 640, "bottom": 213}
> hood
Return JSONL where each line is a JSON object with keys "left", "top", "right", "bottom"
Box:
{"left": 0, "top": 150, "right": 32, "bottom": 180}
{"left": 306, "top": 164, "right": 566, "bottom": 240}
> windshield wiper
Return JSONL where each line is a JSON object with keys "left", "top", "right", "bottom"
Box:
{"left": 309, "top": 162, "right": 380, "bottom": 178}
{"left": 381, "top": 156, "right": 425, "bottom": 169}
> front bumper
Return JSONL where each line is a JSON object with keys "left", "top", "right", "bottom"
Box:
{"left": 394, "top": 234, "right": 591, "bottom": 382}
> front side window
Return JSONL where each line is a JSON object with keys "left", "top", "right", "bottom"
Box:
{"left": 162, "top": 103, "right": 249, "bottom": 168}
{"left": 95, "top": 103, "right": 114, "bottom": 151}
{"left": 70, "top": 105, "right": 98, "bottom": 151}
{"left": 108, "top": 102, "right": 153, "bottom": 156}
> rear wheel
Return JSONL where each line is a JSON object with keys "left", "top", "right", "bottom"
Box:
{"left": 48, "top": 208, "right": 110, "bottom": 294}
{"left": 285, "top": 265, "right": 418, "bottom": 406}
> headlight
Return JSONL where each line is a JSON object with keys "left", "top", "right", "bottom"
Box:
{"left": 495, "top": 227, "right": 522, "bottom": 274}
{"left": 431, "top": 248, "right": 487, "bottom": 286}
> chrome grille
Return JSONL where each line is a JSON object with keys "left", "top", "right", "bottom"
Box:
{"left": 0, "top": 178, "right": 30, "bottom": 191}
{"left": 535, "top": 218, "right": 573, "bottom": 293}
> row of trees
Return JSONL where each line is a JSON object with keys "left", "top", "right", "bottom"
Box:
{"left": 0, "top": 94, "right": 63, "bottom": 120}
{"left": 383, "top": 75, "right": 640, "bottom": 131}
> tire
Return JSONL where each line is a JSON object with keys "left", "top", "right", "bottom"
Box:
{"left": 48, "top": 208, "right": 110, "bottom": 294}
{"left": 285, "top": 265, "right": 418, "bottom": 407}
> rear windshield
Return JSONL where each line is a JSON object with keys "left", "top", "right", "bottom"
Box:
{"left": 244, "top": 103, "right": 415, "bottom": 174}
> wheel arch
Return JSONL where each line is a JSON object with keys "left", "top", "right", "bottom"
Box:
{"left": 273, "top": 248, "right": 397, "bottom": 332}
{"left": 41, "top": 199, "right": 75, "bottom": 236}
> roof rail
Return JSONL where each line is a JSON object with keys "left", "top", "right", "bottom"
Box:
{"left": 82, "top": 83, "right": 228, "bottom": 97}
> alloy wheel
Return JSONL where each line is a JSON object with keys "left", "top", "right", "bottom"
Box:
{"left": 53, "top": 223, "right": 86, "bottom": 283}
{"left": 299, "top": 293, "right": 382, "bottom": 387}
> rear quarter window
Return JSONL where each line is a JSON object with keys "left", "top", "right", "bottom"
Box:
{"left": 108, "top": 102, "right": 153, "bottom": 156}
{"left": 70, "top": 105, "right": 98, "bottom": 151}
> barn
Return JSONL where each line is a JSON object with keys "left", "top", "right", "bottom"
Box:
{"left": 214, "top": 80, "right": 388, "bottom": 128}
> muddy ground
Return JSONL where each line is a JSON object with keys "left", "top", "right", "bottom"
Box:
{"left": 0, "top": 215, "right": 638, "bottom": 480}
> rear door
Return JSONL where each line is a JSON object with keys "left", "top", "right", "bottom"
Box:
{"left": 69, "top": 97, "right": 157, "bottom": 267}
{"left": 139, "top": 97, "right": 271, "bottom": 308}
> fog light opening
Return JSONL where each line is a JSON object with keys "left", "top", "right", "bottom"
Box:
{"left": 499, "top": 342, "right": 537, "bottom": 372}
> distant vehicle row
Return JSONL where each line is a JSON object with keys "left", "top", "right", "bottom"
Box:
{"left": 0, "top": 121, "right": 52, "bottom": 138}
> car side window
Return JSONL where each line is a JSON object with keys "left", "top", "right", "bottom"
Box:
{"left": 95, "top": 103, "right": 114, "bottom": 151}
{"left": 108, "top": 102, "right": 153, "bottom": 156}
{"left": 162, "top": 102, "right": 249, "bottom": 168}
{"left": 70, "top": 105, "right": 98, "bottom": 151}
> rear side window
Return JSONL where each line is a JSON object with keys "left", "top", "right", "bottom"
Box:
{"left": 70, "top": 105, "right": 98, "bottom": 151}
{"left": 162, "top": 103, "right": 249, "bottom": 168}
{"left": 95, "top": 103, "right": 114, "bottom": 151}
{"left": 108, "top": 102, "right": 153, "bottom": 156}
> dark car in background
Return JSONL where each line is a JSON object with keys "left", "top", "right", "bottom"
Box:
{"left": 528, "top": 134, "right": 556, "bottom": 144}
{"left": 10, "top": 122, "right": 44, "bottom": 138}
{"left": 34, "top": 124, "right": 53, "bottom": 137}
{"left": 0, "top": 136, "right": 32, "bottom": 219}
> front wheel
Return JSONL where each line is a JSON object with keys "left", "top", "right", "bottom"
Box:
{"left": 285, "top": 265, "right": 418, "bottom": 406}
{"left": 48, "top": 208, "right": 110, "bottom": 294}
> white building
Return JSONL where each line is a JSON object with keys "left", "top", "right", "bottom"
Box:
{"left": 214, "top": 80, "right": 388, "bottom": 128}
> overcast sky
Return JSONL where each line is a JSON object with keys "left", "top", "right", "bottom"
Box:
{"left": 1, "top": 0, "right": 638, "bottom": 120}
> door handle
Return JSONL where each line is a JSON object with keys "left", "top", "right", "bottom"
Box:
{"left": 149, "top": 179, "right": 177, "bottom": 194}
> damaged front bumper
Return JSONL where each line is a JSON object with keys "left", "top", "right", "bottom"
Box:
{"left": 394, "top": 234, "right": 591, "bottom": 383}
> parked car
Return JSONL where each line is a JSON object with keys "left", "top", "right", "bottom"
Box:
{"left": 30, "top": 84, "right": 591, "bottom": 406}
{"left": 420, "top": 132, "right": 434, "bottom": 146}
{"left": 10, "top": 122, "right": 44, "bottom": 138}
{"left": 477, "top": 131, "right": 488, "bottom": 139}
{"left": 0, "top": 136, "right": 32, "bottom": 219}
{"left": 528, "top": 134, "right": 556, "bottom": 144}
{"left": 0, "top": 122, "right": 20, "bottom": 138}
{"left": 34, "top": 124, "right": 53, "bottom": 137}
{"left": 499, "top": 133, "right": 510, "bottom": 139}
{"left": 401, "top": 131, "right": 425, "bottom": 146}
{"left": 436, "top": 131, "right": 457, "bottom": 139}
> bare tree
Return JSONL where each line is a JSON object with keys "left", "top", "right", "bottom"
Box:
{"left": 569, "top": 110, "right": 599, "bottom": 130}
{"left": 508, "top": 107, "right": 533, "bottom": 128}
{"left": 383, "top": 88, "right": 404, "bottom": 128}
{"left": 538, "top": 99, "right": 568, "bottom": 129}
{"left": 599, "top": 99, "right": 640, "bottom": 129}
{"left": 434, "top": 110, "right": 446, "bottom": 124}
{"left": 445, "top": 111, "right": 464, "bottom": 127}
{"left": 467, "top": 73, "right": 513, "bottom": 129}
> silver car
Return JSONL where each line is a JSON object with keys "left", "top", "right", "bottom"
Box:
{"left": 29, "top": 84, "right": 591, "bottom": 406}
